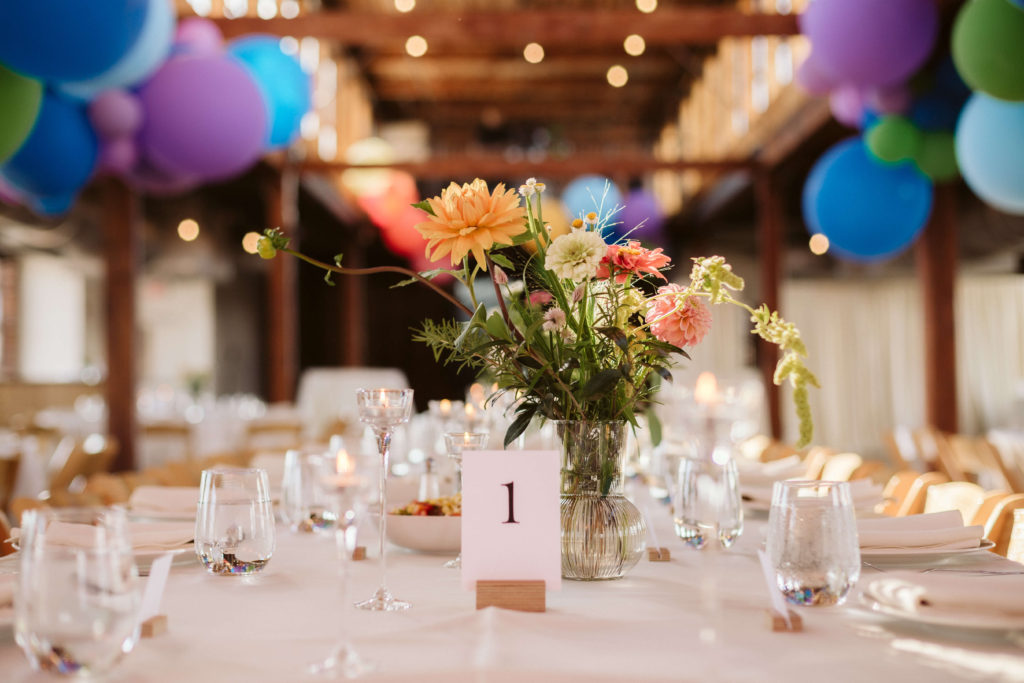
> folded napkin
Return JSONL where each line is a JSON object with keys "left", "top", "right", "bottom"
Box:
{"left": 866, "top": 570, "right": 1024, "bottom": 619}
{"left": 0, "top": 574, "right": 14, "bottom": 608}
{"left": 735, "top": 454, "right": 807, "bottom": 487}
{"left": 128, "top": 486, "right": 199, "bottom": 516}
{"left": 743, "top": 477, "right": 884, "bottom": 509}
{"left": 857, "top": 510, "right": 984, "bottom": 551}
{"left": 16, "top": 520, "right": 194, "bottom": 552}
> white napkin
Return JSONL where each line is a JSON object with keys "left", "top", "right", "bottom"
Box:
{"left": 16, "top": 520, "right": 194, "bottom": 552}
{"left": 743, "top": 477, "right": 883, "bottom": 509}
{"left": 128, "top": 486, "right": 199, "bottom": 516}
{"left": 735, "top": 454, "right": 806, "bottom": 486}
{"left": 0, "top": 574, "right": 14, "bottom": 608}
{"left": 866, "top": 570, "right": 1024, "bottom": 618}
{"left": 857, "top": 510, "right": 984, "bottom": 551}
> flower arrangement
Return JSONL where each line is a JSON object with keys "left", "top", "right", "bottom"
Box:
{"left": 256, "top": 177, "right": 818, "bottom": 447}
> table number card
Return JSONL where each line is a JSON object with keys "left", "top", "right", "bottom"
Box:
{"left": 461, "top": 450, "right": 561, "bottom": 593}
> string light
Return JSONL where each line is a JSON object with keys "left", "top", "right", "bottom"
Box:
{"left": 809, "top": 233, "right": 830, "bottom": 255}
{"left": 177, "top": 219, "right": 200, "bottom": 242}
{"left": 523, "top": 43, "right": 545, "bottom": 64}
{"left": 405, "top": 35, "right": 428, "bottom": 58}
{"left": 607, "top": 65, "right": 629, "bottom": 88}
{"left": 636, "top": 0, "right": 657, "bottom": 13}
{"left": 624, "top": 34, "right": 646, "bottom": 57}
{"left": 395, "top": 0, "right": 415, "bottom": 11}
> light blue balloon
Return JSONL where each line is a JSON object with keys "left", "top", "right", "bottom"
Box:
{"left": 802, "top": 138, "right": 933, "bottom": 262}
{"left": 228, "top": 36, "right": 311, "bottom": 148}
{"left": 59, "top": 0, "right": 175, "bottom": 101}
{"left": 956, "top": 93, "right": 1024, "bottom": 215}
{"left": 1011, "top": 0, "right": 1024, "bottom": 10}
{"left": 562, "top": 175, "right": 623, "bottom": 226}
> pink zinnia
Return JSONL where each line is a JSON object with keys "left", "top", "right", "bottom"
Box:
{"left": 596, "top": 240, "right": 671, "bottom": 283}
{"left": 646, "top": 284, "right": 712, "bottom": 348}
{"left": 529, "top": 290, "right": 554, "bottom": 306}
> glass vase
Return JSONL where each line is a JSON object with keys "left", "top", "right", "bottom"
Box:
{"left": 555, "top": 420, "right": 646, "bottom": 580}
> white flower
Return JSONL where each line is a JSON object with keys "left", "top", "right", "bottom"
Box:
{"left": 518, "top": 177, "right": 545, "bottom": 197}
{"left": 545, "top": 231, "right": 607, "bottom": 281}
{"left": 542, "top": 307, "right": 567, "bottom": 332}
{"left": 519, "top": 184, "right": 535, "bottom": 197}
{"left": 584, "top": 211, "right": 599, "bottom": 227}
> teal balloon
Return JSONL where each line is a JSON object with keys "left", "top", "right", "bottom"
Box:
{"left": 228, "top": 36, "right": 311, "bottom": 148}
{"left": 0, "top": 64, "right": 42, "bottom": 165}
{"left": 803, "top": 138, "right": 933, "bottom": 262}
{"left": 956, "top": 93, "right": 1024, "bottom": 214}
{"left": 563, "top": 175, "right": 623, "bottom": 223}
{"left": 59, "top": 0, "right": 175, "bottom": 100}
{"left": 0, "top": 94, "right": 98, "bottom": 198}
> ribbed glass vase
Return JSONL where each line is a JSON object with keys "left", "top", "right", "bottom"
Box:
{"left": 555, "top": 420, "right": 646, "bottom": 580}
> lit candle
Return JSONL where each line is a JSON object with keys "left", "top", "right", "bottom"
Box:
{"left": 328, "top": 449, "right": 357, "bottom": 488}
{"left": 439, "top": 399, "right": 452, "bottom": 417}
{"left": 694, "top": 372, "right": 719, "bottom": 405}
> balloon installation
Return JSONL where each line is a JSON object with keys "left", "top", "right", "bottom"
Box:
{"left": 802, "top": 138, "right": 933, "bottom": 262}
{"left": 956, "top": 94, "right": 1024, "bottom": 215}
{"left": 562, "top": 175, "right": 623, "bottom": 224}
{"left": 0, "top": 0, "right": 312, "bottom": 215}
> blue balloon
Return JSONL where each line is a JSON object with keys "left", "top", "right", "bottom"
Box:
{"left": 956, "top": 93, "right": 1024, "bottom": 215}
{"left": 1010, "top": 0, "right": 1024, "bottom": 10}
{"left": 228, "top": 36, "right": 311, "bottom": 149}
{"left": 0, "top": 1, "right": 148, "bottom": 83}
{"left": 0, "top": 94, "right": 98, "bottom": 197}
{"left": 59, "top": 0, "right": 175, "bottom": 100}
{"left": 861, "top": 109, "right": 882, "bottom": 131}
{"left": 562, "top": 175, "right": 623, "bottom": 229}
{"left": 29, "top": 193, "right": 77, "bottom": 217}
{"left": 802, "top": 138, "right": 933, "bottom": 262}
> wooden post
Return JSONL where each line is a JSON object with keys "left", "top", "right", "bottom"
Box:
{"left": 265, "top": 169, "right": 299, "bottom": 403}
{"left": 103, "top": 180, "right": 138, "bottom": 471}
{"left": 916, "top": 184, "right": 958, "bottom": 433}
{"left": 754, "top": 171, "right": 782, "bottom": 440}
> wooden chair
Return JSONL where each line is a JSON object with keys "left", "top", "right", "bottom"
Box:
{"left": 140, "top": 421, "right": 193, "bottom": 468}
{"left": 0, "top": 452, "right": 20, "bottom": 514}
{"left": 245, "top": 419, "right": 303, "bottom": 452}
{"left": 881, "top": 470, "right": 919, "bottom": 517}
{"left": 50, "top": 436, "right": 119, "bottom": 494}
{"left": 0, "top": 510, "right": 16, "bottom": 557}
{"left": 802, "top": 447, "right": 836, "bottom": 480}
{"left": 971, "top": 489, "right": 1012, "bottom": 526}
{"left": 916, "top": 428, "right": 968, "bottom": 482}
{"left": 850, "top": 460, "right": 887, "bottom": 483}
{"left": 83, "top": 473, "right": 131, "bottom": 505}
{"left": 819, "top": 452, "right": 864, "bottom": 482}
{"left": 923, "top": 481, "right": 986, "bottom": 524}
{"left": 896, "top": 471, "right": 950, "bottom": 517}
{"left": 9, "top": 496, "right": 47, "bottom": 524}
{"left": 979, "top": 438, "right": 1024, "bottom": 493}
{"left": 983, "top": 493, "right": 1024, "bottom": 556}
{"left": 884, "top": 426, "right": 929, "bottom": 473}
{"left": 1005, "top": 508, "right": 1024, "bottom": 565}
{"left": 738, "top": 435, "right": 772, "bottom": 462}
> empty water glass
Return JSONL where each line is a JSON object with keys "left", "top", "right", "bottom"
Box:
{"left": 15, "top": 507, "right": 141, "bottom": 676}
{"left": 195, "top": 467, "right": 276, "bottom": 575}
{"left": 283, "top": 450, "right": 336, "bottom": 533}
{"left": 767, "top": 480, "right": 860, "bottom": 606}
{"left": 674, "top": 451, "right": 743, "bottom": 550}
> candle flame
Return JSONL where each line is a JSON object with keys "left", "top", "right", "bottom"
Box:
{"left": 336, "top": 449, "right": 354, "bottom": 474}
{"left": 465, "top": 403, "right": 476, "bottom": 417}
{"left": 440, "top": 398, "right": 451, "bottom": 411}
{"left": 695, "top": 372, "right": 719, "bottom": 404}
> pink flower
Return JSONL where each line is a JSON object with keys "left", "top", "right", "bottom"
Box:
{"left": 646, "top": 284, "right": 712, "bottom": 348}
{"left": 529, "top": 290, "right": 554, "bottom": 306}
{"left": 542, "top": 307, "right": 567, "bottom": 332}
{"left": 596, "top": 240, "right": 671, "bottom": 283}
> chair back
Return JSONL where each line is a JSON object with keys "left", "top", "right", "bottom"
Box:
{"left": 984, "top": 493, "right": 1024, "bottom": 556}
{"left": 0, "top": 453, "right": 20, "bottom": 513}
{"left": 923, "top": 481, "right": 986, "bottom": 524}
{"left": 50, "top": 436, "right": 119, "bottom": 493}
{"left": 1006, "top": 508, "right": 1024, "bottom": 565}
{"left": 884, "top": 426, "right": 928, "bottom": 473}
{"left": 881, "top": 470, "right": 919, "bottom": 516}
{"left": 802, "top": 447, "right": 835, "bottom": 480}
{"left": 819, "top": 452, "right": 864, "bottom": 482}
{"left": 139, "top": 421, "right": 193, "bottom": 469}
{"left": 971, "top": 489, "right": 1012, "bottom": 526}
{"left": 0, "top": 510, "right": 15, "bottom": 557}
{"left": 896, "top": 471, "right": 950, "bottom": 517}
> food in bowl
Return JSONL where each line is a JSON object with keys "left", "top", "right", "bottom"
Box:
{"left": 392, "top": 493, "right": 461, "bottom": 517}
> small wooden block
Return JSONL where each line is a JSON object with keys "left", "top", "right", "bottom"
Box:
{"left": 476, "top": 580, "right": 546, "bottom": 613}
{"left": 765, "top": 609, "right": 803, "bottom": 632}
{"left": 648, "top": 547, "right": 671, "bottom": 562}
{"left": 141, "top": 615, "right": 168, "bottom": 638}
{"left": 351, "top": 546, "right": 367, "bottom": 561}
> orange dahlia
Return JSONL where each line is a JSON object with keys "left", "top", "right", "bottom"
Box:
{"left": 414, "top": 179, "right": 526, "bottom": 265}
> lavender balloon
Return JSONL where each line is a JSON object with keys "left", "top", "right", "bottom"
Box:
{"left": 125, "top": 155, "right": 198, "bottom": 196}
{"left": 796, "top": 56, "right": 836, "bottom": 96}
{"left": 829, "top": 86, "right": 867, "bottom": 128}
{"left": 800, "top": 0, "right": 938, "bottom": 88}
{"left": 88, "top": 90, "right": 143, "bottom": 140}
{"left": 174, "top": 17, "right": 224, "bottom": 56}
{"left": 620, "top": 189, "right": 666, "bottom": 242}
{"left": 137, "top": 54, "right": 267, "bottom": 181}
{"left": 100, "top": 138, "right": 138, "bottom": 175}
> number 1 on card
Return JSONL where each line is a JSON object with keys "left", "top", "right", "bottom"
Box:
{"left": 501, "top": 482, "right": 519, "bottom": 524}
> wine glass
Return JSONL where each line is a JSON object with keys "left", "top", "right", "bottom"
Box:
{"left": 442, "top": 431, "right": 489, "bottom": 569}
{"left": 355, "top": 387, "right": 414, "bottom": 611}
{"left": 309, "top": 447, "right": 375, "bottom": 678}
{"left": 15, "top": 507, "right": 141, "bottom": 676}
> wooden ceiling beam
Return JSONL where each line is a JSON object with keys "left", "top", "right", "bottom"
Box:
{"left": 389, "top": 102, "right": 648, "bottom": 124}
{"left": 373, "top": 80, "right": 667, "bottom": 101}
{"left": 212, "top": 9, "right": 799, "bottom": 48}
{"left": 366, "top": 55, "right": 683, "bottom": 81}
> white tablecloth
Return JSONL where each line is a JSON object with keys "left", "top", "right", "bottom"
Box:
{"left": 2, "top": 511, "right": 1024, "bottom": 681}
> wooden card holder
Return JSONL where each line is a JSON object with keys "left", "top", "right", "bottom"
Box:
{"left": 141, "top": 615, "right": 168, "bottom": 638}
{"left": 765, "top": 609, "right": 803, "bottom": 632}
{"left": 476, "top": 580, "right": 546, "bottom": 613}
{"left": 351, "top": 546, "right": 367, "bottom": 561}
{"left": 647, "top": 547, "right": 671, "bottom": 562}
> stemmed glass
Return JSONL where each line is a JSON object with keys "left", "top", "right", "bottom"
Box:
{"left": 309, "top": 448, "right": 375, "bottom": 678}
{"left": 442, "top": 431, "right": 489, "bottom": 569}
{"left": 355, "top": 387, "right": 414, "bottom": 611}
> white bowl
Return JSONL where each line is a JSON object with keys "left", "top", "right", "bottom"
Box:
{"left": 386, "top": 514, "right": 461, "bottom": 553}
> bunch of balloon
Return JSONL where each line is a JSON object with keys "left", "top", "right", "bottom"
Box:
{"left": 0, "top": 0, "right": 312, "bottom": 216}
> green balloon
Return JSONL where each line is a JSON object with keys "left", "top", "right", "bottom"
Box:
{"left": 953, "top": 0, "right": 1024, "bottom": 102}
{"left": 0, "top": 63, "right": 42, "bottom": 164}
{"left": 865, "top": 116, "right": 922, "bottom": 164}
{"left": 915, "top": 132, "right": 959, "bottom": 182}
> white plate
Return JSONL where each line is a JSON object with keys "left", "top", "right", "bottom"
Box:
{"left": 134, "top": 548, "right": 196, "bottom": 575}
{"left": 861, "top": 539, "right": 995, "bottom": 563}
{"left": 386, "top": 514, "right": 460, "bottom": 553}
{"left": 859, "top": 591, "right": 1024, "bottom": 631}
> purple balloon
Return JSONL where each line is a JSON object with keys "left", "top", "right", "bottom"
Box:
{"left": 174, "top": 18, "right": 224, "bottom": 56}
{"left": 867, "top": 84, "right": 911, "bottom": 115}
{"left": 620, "top": 189, "right": 666, "bottom": 242}
{"left": 88, "top": 90, "right": 143, "bottom": 140}
{"left": 125, "top": 155, "right": 198, "bottom": 196}
{"left": 137, "top": 54, "right": 267, "bottom": 181}
{"left": 800, "top": 0, "right": 938, "bottom": 88}
{"left": 100, "top": 138, "right": 138, "bottom": 174}
{"left": 830, "top": 86, "right": 867, "bottom": 128}
{"left": 796, "top": 56, "right": 836, "bottom": 96}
